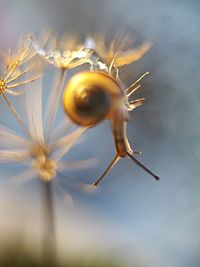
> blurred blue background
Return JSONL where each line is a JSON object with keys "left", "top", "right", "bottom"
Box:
{"left": 0, "top": 0, "right": 200, "bottom": 266}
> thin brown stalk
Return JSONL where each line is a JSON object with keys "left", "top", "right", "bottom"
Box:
{"left": 42, "top": 180, "right": 57, "bottom": 267}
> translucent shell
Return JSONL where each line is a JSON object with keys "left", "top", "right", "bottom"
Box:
{"left": 63, "top": 71, "right": 125, "bottom": 127}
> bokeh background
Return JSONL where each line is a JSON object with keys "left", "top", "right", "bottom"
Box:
{"left": 0, "top": 0, "right": 200, "bottom": 266}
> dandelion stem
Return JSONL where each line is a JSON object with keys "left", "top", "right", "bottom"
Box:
{"left": 42, "top": 180, "right": 57, "bottom": 267}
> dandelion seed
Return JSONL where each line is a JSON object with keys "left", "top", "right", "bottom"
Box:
{"left": 32, "top": 33, "right": 94, "bottom": 70}
{"left": 93, "top": 33, "right": 153, "bottom": 68}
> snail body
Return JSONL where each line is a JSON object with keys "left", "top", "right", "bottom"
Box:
{"left": 63, "top": 71, "right": 159, "bottom": 186}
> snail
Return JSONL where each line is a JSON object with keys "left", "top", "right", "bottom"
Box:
{"left": 63, "top": 71, "right": 159, "bottom": 187}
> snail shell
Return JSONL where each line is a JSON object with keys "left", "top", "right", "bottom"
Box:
{"left": 63, "top": 71, "right": 125, "bottom": 126}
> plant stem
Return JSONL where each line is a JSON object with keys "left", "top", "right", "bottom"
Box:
{"left": 42, "top": 180, "right": 57, "bottom": 267}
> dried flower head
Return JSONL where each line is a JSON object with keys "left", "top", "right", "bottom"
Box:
{"left": 0, "top": 35, "right": 43, "bottom": 128}
{"left": 0, "top": 72, "right": 93, "bottom": 190}
{"left": 0, "top": 35, "right": 41, "bottom": 94}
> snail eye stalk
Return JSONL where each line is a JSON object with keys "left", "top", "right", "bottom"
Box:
{"left": 93, "top": 152, "right": 159, "bottom": 188}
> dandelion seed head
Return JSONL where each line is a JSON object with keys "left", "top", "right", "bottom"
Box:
{"left": 0, "top": 54, "right": 94, "bottom": 193}
{"left": 0, "top": 80, "right": 6, "bottom": 93}
{"left": 33, "top": 155, "right": 57, "bottom": 182}
{"left": 0, "top": 35, "right": 42, "bottom": 104}
{"left": 30, "top": 141, "right": 57, "bottom": 181}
